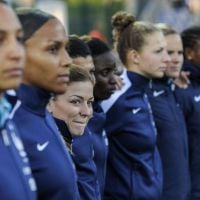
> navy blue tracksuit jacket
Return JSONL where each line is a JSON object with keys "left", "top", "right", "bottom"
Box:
{"left": 12, "top": 84, "right": 79, "bottom": 200}
{"left": 88, "top": 102, "right": 108, "bottom": 197}
{"left": 147, "top": 78, "right": 190, "bottom": 200}
{"left": 175, "top": 61, "right": 200, "bottom": 200}
{"left": 54, "top": 118, "right": 101, "bottom": 200}
{"left": 0, "top": 116, "right": 36, "bottom": 200}
{"left": 102, "top": 71, "right": 163, "bottom": 200}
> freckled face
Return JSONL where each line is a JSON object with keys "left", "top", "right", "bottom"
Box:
{"left": 24, "top": 18, "right": 72, "bottom": 94}
{"left": 0, "top": 4, "right": 25, "bottom": 93}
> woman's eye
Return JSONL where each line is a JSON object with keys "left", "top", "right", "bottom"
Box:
{"left": 0, "top": 34, "right": 5, "bottom": 46}
{"left": 48, "top": 45, "right": 59, "bottom": 54}
{"left": 71, "top": 99, "right": 80, "bottom": 105}
{"left": 155, "top": 49, "right": 162, "bottom": 54}
{"left": 168, "top": 51, "right": 173, "bottom": 55}
{"left": 101, "top": 69, "right": 109, "bottom": 77}
{"left": 17, "top": 35, "right": 24, "bottom": 44}
{"left": 90, "top": 69, "right": 95, "bottom": 75}
{"left": 87, "top": 100, "right": 93, "bottom": 106}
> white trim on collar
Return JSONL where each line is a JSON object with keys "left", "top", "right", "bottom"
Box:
{"left": 101, "top": 69, "right": 131, "bottom": 113}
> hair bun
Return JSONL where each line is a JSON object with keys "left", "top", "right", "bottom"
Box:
{"left": 111, "top": 11, "right": 135, "bottom": 34}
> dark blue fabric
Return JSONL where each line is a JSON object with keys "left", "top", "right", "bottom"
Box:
{"left": 147, "top": 78, "right": 190, "bottom": 200}
{"left": 0, "top": 119, "right": 37, "bottom": 200}
{"left": 103, "top": 71, "right": 163, "bottom": 200}
{"left": 88, "top": 102, "right": 108, "bottom": 196}
{"left": 5, "top": 92, "right": 17, "bottom": 108}
{"left": 54, "top": 117, "right": 101, "bottom": 200}
{"left": 13, "top": 84, "right": 79, "bottom": 200}
{"left": 175, "top": 61, "right": 200, "bottom": 200}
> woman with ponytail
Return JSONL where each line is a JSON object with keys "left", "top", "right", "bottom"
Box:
{"left": 101, "top": 11, "right": 169, "bottom": 200}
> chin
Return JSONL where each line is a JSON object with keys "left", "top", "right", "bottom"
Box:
{"left": 52, "top": 86, "right": 67, "bottom": 95}
{"left": 167, "top": 72, "right": 179, "bottom": 78}
{"left": 71, "top": 130, "right": 84, "bottom": 137}
{"left": 153, "top": 72, "right": 164, "bottom": 78}
{"left": 100, "top": 93, "right": 112, "bottom": 101}
{"left": 3, "top": 80, "right": 22, "bottom": 90}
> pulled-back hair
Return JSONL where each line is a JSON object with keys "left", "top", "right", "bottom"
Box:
{"left": 181, "top": 26, "right": 200, "bottom": 50}
{"left": 67, "top": 35, "right": 91, "bottom": 58}
{"left": 16, "top": 8, "right": 55, "bottom": 42}
{"left": 86, "top": 38, "right": 110, "bottom": 57}
{"left": 112, "top": 11, "right": 160, "bottom": 66}
{"left": 69, "top": 65, "right": 95, "bottom": 86}
{"left": 155, "top": 23, "right": 177, "bottom": 36}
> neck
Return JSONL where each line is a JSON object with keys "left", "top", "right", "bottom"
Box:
{"left": 127, "top": 64, "right": 149, "bottom": 78}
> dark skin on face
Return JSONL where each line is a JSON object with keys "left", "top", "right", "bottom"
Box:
{"left": 185, "top": 40, "right": 200, "bottom": 69}
{"left": 23, "top": 18, "right": 72, "bottom": 94}
{"left": 93, "top": 51, "right": 117, "bottom": 101}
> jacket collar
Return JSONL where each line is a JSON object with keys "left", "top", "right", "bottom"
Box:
{"left": 183, "top": 60, "right": 200, "bottom": 83}
{"left": 0, "top": 96, "right": 11, "bottom": 127}
{"left": 128, "top": 71, "right": 150, "bottom": 92}
{"left": 16, "top": 84, "right": 52, "bottom": 116}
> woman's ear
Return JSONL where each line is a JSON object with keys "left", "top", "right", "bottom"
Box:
{"left": 185, "top": 47, "right": 194, "bottom": 60}
{"left": 127, "top": 49, "right": 140, "bottom": 65}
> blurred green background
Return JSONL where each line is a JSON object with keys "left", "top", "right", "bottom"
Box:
{"left": 12, "top": 0, "right": 200, "bottom": 45}
{"left": 66, "top": 0, "right": 124, "bottom": 43}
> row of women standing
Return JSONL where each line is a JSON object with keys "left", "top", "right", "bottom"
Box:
{"left": 101, "top": 12, "right": 200, "bottom": 200}
{"left": 0, "top": 1, "right": 77, "bottom": 199}
{"left": 0, "top": 1, "right": 116, "bottom": 199}
{"left": 1, "top": 0, "right": 200, "bottom": 199}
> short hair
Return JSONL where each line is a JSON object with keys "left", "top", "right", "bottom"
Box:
{"left": 69, "top": 65, "right": 95, "bottom": 86}
{"left": 16, "top": 8, "right": 55, "bottom": 42}
{"left": 111, "top": 11, "right": 160, "bottom": 66}
{"left": 181, "top": 26, "right": 200, "bottom": 50}
{"left": 86, "top": 38, "right": 110, "bottom": 57}
{"left": 67, "top": 35, "right": 91, "bottom": 58}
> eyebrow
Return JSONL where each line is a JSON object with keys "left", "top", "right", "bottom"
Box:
{"left": 70, "top": 95, "right": 84, "bottom": 99}
{"left": 0, "top": 28, "right": 23, "bottom": 34}
{"left": 70, "top": 95, "right": 94, "bottom": 100}
{"left": 48, "top": 39, "right": 68, "bottom": 45}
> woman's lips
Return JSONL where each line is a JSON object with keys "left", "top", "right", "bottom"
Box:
{"left": 58, "top": 74, "right": 69, "bottom": 83}
{"left": 5, "top": 67, "right": 23, "bottom": 76}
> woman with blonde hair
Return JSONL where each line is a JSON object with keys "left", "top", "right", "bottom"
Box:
{"left": 102, "top": 11, "right": 169, "bottom": 199}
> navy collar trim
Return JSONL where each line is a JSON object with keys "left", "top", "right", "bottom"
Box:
{"left": 16, "top": 84, "right": 51, "bottom": 115}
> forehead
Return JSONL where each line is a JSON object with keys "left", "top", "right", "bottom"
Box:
{"left": 29, "top": 18, "right": 67, "bottom": 43}
{"left": 165, "top": 34, "right": 182, "bottom": 44}
{"left": 165, "top": 34, "right": 183, "bottom": 49}
{"left": 58, "top": 81, "right": 93, "bottom": 99}
{"left": 94, "top": 51, "right": 116, "bottom": 70}
{"left": 73, "top": 56, "right": 94, "bottom": 69}
{"left": 0, "top": 4, "right": 21, "bottom": 31}
{"left": 144, "top": 31, "right": 166, "bottom": 48}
